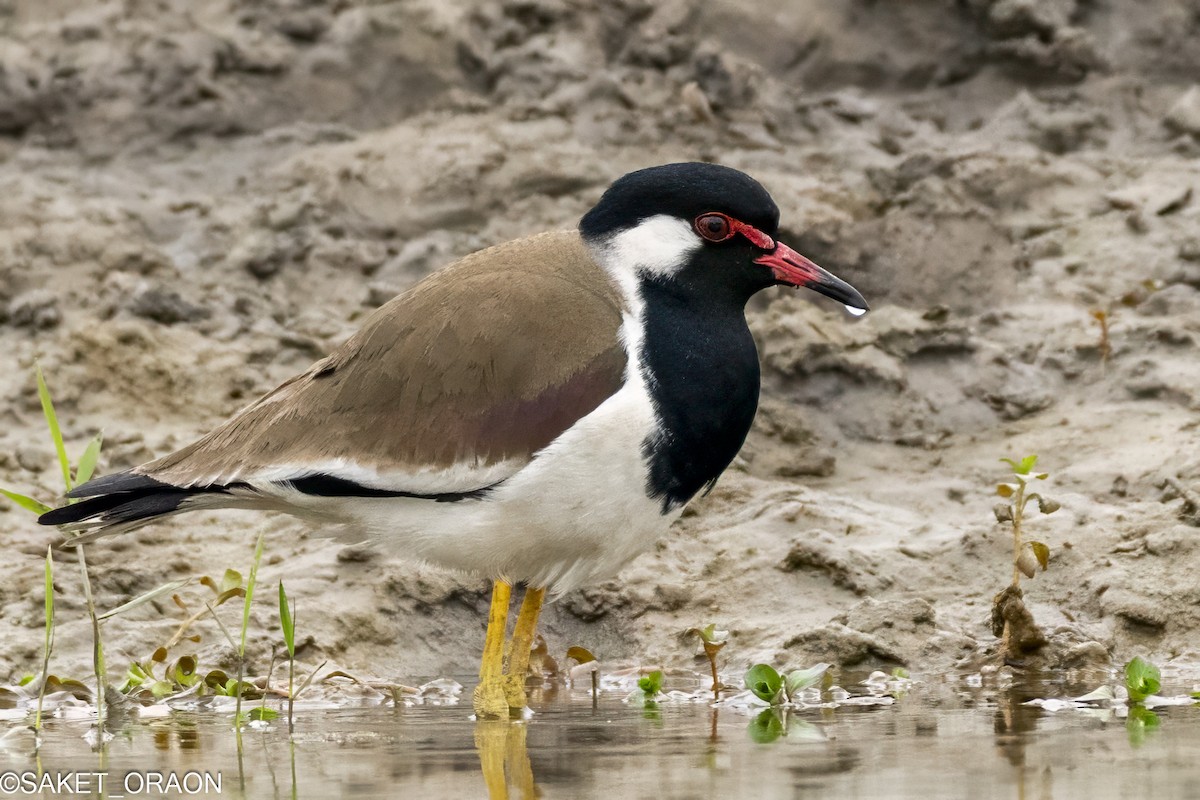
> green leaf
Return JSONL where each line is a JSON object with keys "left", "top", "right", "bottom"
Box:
{"left": 0, "top": 487, "right": 52, "bottom": 515}
{"left": 36, "top": 363, "right": 73, "bottom": 492}
{"left": 218, "top": 569, "right": 243, "bottom": 594}
{"left": 249, "top": 707, "right": 279, "bottom": 721}
{"left": 891, "top": 667, "right": 910, "bottom": 679}
{"left": 637, "top": 670, "right": 663, "bottom": 696}
{"left": 748, "top": 709, "right": 786, "bottom": 744}
{"left": 1125, "top": 657, "right": 1161, "bottom": 702}
{"left": 784, "top": 663, "right": 830, "bottom": 698}
{"left": 279, "top": 581, "right": 295, "bottom": 658}
{"left": 1029, "top": 542, "right": 1050, "bottom": 571}
{"left": 99, "top": 578, "right": 191, "bottom": 620}
{"left": 73, "top": 433, "right": 103, "bottom": 487}
{"left": 19, "top": 674, "right": 34, "bottom": 687}
{"left": 240, "top": 533, "right": 266, "bottom": 657}
{"left": 745, "top": 664, "right": 783, "bottom": 704}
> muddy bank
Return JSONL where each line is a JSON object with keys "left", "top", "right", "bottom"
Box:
{"left": 1, "top": 0, "right": 1198, "bottom": 688}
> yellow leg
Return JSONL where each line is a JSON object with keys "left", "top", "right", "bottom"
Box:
{"left": 503, "top": 586, "right": 546, "bottom": 712}
{"left": 473, "top": 580, "right": 512, "bottom": 719}
{"left": 474, "top": 721, "right": 509, "bottom": 799}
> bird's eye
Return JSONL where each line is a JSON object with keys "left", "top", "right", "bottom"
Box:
{"left": 695, "top": 213, "right": 732, "bottom": 242}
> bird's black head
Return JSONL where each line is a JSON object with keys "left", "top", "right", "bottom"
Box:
{"left": 580, "top": 162, "right": 867, "bottom": 313}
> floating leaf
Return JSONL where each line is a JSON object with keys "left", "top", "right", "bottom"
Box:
{"left": 784, "top": 663, "right": 830, "bottom": 698}
{"left": 1125, "top": 657, "right": 1161, "bottom": 702}
{"left": 0, "top": 487, "right": 52, "bottom": 515}
{"left": 745, "top": 664, "right": 783, "bottom": 704}
{"left": 1029, "top": 542, "right": 1050, "bottom": 571}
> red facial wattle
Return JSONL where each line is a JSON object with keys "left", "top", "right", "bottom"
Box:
{"left": 693, "top": 212, "right": 869, "bottom": 313}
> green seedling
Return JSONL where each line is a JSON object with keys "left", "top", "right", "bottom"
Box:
{"left": 638, "top": 670, "right": 663, "bottom": 700}
{"left": 235, "top": 533, "right": 266, "bottom": 731}
{"left": 685, "top": 624, "right": 728, "bottom": 699}
{"left": 994, "top": 455, "right": 1060, "bottom": 586}
{"left": 745, "top": 663, "right": 830, "bottom": 706}
{"left": 991, "top": 455, "right": 1060, "bottom": 659}
{"left": 1124, "top": 657, "right": 1161, "bottom": 703}
{"left": 33, "top": 365, "right": 108, "bottom": 741}
{"left": 279, "top": 581, "right": 296, "bottom": 733}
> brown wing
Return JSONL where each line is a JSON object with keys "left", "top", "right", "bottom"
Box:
{"left": 142, "top": 231, "right": 628, "bottom": 490}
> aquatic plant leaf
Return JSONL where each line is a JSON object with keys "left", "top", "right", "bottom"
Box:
{"left": 566, "top": 646, "right": 596, "bottom": 665}
{"left": 748, "top": 709, "right": 785, "bottom": 744}
{"left": 99, "top": 578, "right": 190, "bottom": 620}
{"left": 171, "top": 656, "right": 199, "bottom": 687}
{"left": 74, "top": 433, "right": 103, "bottom": 487}
{"left": 1029, "top": 542, "right": 1050, "bottom": 571}
{"left": 1125, "top": 657, "right": 1161, "bottom": 702}
{"left": 638, "top": 670, "right": 663, "bottom": 696}
{"left": 784, "top": 663, "right": 830, "bottom": 698}
{"left": 0, "top": 487, "right": 52, "bottom": 515}
{"left": 745, "top": 664, "right": 782, "bottom": 704}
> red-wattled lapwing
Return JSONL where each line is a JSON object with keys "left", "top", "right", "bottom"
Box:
{"left": 39, "top": 162, "right": 867, "bottom": 718}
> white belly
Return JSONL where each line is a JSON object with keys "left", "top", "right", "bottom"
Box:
{"left": 329, "top": 378, "right": 679, "bottom": 594}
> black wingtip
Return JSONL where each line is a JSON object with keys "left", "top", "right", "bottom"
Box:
{"left": 67, "top": 470, "right": 174, "bottom": 499}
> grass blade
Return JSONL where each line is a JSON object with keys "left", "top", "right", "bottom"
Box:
{"left": 235, "top": 532, "right": 266, "bottom": 731}
{"left": 279, "top": 582, "right": 295, "bottom": 658}
{"left": 74, "top": 433, "right": 103, "bottom": 487}
{"left": 34, "top": 546, "right": 54, "bottom": 737}
{"left": 36, "top": 363, "right": 72, "bottom": 492}
{"left": 0, "top": 488, "right": 51, "bottom": 515}
{"left": 99, "top": 579, "right": 191, "bottom": 621}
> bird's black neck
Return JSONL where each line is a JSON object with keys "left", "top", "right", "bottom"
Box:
{"left": 637, "top": 278, "right": 760, "bottom": 513}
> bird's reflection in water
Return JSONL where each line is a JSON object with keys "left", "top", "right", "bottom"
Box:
{"left": 475, "top": 720, "right": 537, "bottom": 799}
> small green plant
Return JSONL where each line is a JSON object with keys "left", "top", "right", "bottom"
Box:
{"left": 991, "top": 455, "right": 1060, "bottom": 659}
{"left": 1122, "top": 657, "right": 1163, "bottom": 747}
{"left": 0, "top": 365, "right": 110, "bottom": 741}
{"left": 637, "top": 670, "right": 663, "bottom": 699}
{"left": 234, "top": 533, "right": 266, "bottom": 730}
{"left": 685, "top": 624, "right": 727, "bottom": 699}
{"left": 279, "top": 581, "right": 296, "bottom": 733}
{"left": 994, "top": 455, "right": 1060, "bottom": 585}
{"left": 1124, "top": 657, "right": 1161, "bottom": 703}
{"left": 744, "top": 663, "right": 829, "bottom": 706}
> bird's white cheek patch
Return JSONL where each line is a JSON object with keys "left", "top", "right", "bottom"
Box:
{"left": 601, "top": 214, "right": 702, "bottom": 280}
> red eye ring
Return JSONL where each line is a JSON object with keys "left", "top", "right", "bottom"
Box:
{"left": 695, "top": 213, "right": 733, "bottom": 242}
{"left": 693, "top": 212, "right": 777, "bottom": 250}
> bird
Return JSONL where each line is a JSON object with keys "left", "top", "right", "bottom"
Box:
{"left": 38, "top": 162, "right": 868, "bottom": 719}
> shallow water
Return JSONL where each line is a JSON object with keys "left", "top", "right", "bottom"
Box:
{"left": 10, "top": 674, "right": 1200, "bottom": 799}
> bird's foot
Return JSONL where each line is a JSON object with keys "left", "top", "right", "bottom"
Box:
{"left": 473, "top": 678, "right": 509, "bottom": 720}
{"left": 502, "top": 673, "right": 528, "bottom": 715}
